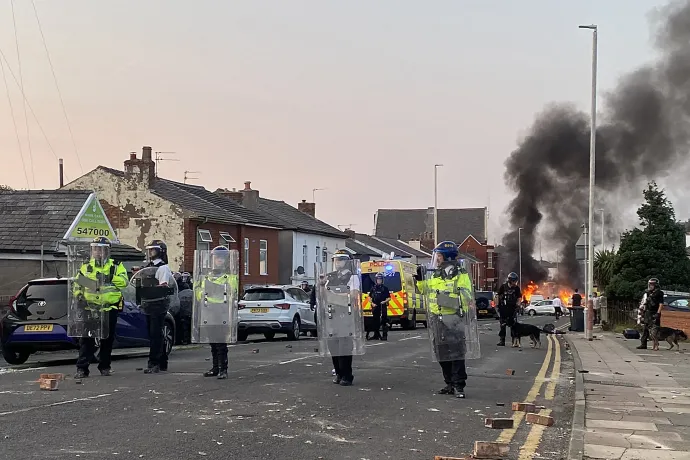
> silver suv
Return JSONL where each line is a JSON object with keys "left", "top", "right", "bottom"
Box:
{"left": 237, "top": 285, "right": 316, "bottom": 341}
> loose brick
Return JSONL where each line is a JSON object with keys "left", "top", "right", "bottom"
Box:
{"left": 40, "top": 373, "right": 65, "bottom": 381}
{"left": 526, "top": 413, "right": 554, "bottom": 427}
{"left": 39, "top": 379, "right": 58, "bottom": 391}
{"left": 484, "top": 418, "right": 514, "bottom": 429}
{"left": 512, "top": 402, "right": 537, "bottom": 413}
{"left": 505, "top": 369, "right": 515, "bottom": 375}
{"left": 473, "top": 441, "right": 510, "bottom": 459}
{"left": 252, "top": 349, "right": 259, "bottom": 354}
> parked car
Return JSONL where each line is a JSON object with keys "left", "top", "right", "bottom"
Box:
{"left": 0, "top": 277, "right": 176, "bottom": 365}
{"left": 526, "top": 299, "right": 557, "bottom": 316}
{"left": 475, "top": 291, "right": 498, "bottom": 319}
{"left": 237, "top": 285, "right": 316, "bottom": 341}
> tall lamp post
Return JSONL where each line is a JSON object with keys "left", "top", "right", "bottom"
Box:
{"left": 434, "top": 164, "right": 443, "bottom": 246}
{"left": 599, "top": 208, "right": 605, "bottom": 250}
{"left": 518, "top": 227, "right": 523, "bottom": 290}
{"left": 580, "top": 23, "right": 598, "bottom": 341}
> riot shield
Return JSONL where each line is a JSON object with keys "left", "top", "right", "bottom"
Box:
{"left": 422, "top": 260, "right": 480, "bottom": 362}
{"left": 191, "top": 249, "right": 240, "bottom": 344}
{"left": 66, "top": 244, "right": 107, "bottom": 339}
{"left": 130, "top": 266, "right": 179, "bottom": 315}
{"left": 315, "top": 260, "right": 365, "bottom": 357}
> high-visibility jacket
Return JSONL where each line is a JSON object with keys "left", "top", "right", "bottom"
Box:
{"left": 417, "top": 271, "right": 472, "bottom": 316}
{"left": 194, "top": 273, "right": 239, "bottom": 303}
{"left": 73, "top": 259, "right": 128, "bottom": 311}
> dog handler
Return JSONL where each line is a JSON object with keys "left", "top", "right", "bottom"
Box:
{"left": 495, "top": 272, "right": 522, "bottom": 347}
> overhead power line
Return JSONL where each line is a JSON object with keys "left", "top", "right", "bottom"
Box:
{"left": 0, "top": 56, "right": 30, "bottom": 188}
{"left": 11, "top": 0, "right": 34, "bottom": 187}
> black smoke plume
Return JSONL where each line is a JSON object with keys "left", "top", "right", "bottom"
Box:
{"left": 502, "top": 0, "right": 690, "bottom": 289}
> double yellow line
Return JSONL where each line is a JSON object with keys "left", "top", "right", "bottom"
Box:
{"left": 493, "top": 334, "right": 563, "bottom": 459}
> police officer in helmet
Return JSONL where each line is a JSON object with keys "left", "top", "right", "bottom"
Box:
{"left": 367, "top": 272, "right": 391, "bottom": 341}
{"left": 196, "top": 246, "right": 238, "bottom": 379}
{"left": 73, "top": 237, "right": 128, "bottom": 378}
{"left": 142, "top": 239, "right": 174, "bottom": 373}
{"left": 495, "top": 272, "right": 522, "bottom": 347}
{"left": 638, "top": 277, "right": 664, "bottom": 350}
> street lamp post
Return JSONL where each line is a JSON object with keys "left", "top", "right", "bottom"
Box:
{"left": 518, "top": 227, "right": 523, "bottom": 290}
{"left": 434, "top": 164, "right": 443, "bottom": 246}
{"left": 580, "top": 23, "right": 597, "bottom": 341}
{"left": 599, "top": 208, "right": 605, "bottom": 250}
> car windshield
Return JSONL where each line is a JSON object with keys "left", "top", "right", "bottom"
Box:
{"left": 25, "top": 282, "right": 67, "bottom": 303}
{"left": 242, "top": 289, "right": 285, "bottom": 301}
{"left": 362, "top": 272, "right": 402, "bottom": 293}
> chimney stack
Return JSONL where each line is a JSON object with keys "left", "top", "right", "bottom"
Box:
{"left": 123, "top": 147, "right": 156, "bottom": 189}
{"left": 59, "top": 159, "right": 64, "bottom": 188}
{"left": 142, "top": 146, "right": 153, "bottom": 162}
{"left": 244, "top": 181, "right": 252, "bottom": 191}
{"left": 241, "top": 181, "right": 259, "bottom": 210}
{"left": 298, "top": 199, "right": 316, "bottom": 218}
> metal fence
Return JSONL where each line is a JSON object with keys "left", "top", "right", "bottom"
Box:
{"left": 599, "top": 299, "right": 639, "bottom": 330}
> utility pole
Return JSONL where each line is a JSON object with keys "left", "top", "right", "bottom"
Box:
{"left": 434, "top": 164, "right": 443, "bottom": 246}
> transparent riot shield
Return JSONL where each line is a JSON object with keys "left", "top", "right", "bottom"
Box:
{"left": 66, "top": 244, "right": 107, "bottom": 339}
{"left": 130, "top": 266, "right": 179, "bottom": 315}
{"left": 422, "top": 259, "right": 480, "bottom": 362}
{"left": 191, "top": 249, "right": 240, "bottom": 344}
{"left": 315, "top": 259, "right": 365, "bottom": 357}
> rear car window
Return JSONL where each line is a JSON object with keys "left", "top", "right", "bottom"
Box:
{"left": 362, "top": 273, "right": 403, "bottom": 293}
{"left": 24, "top": 282, "right": 68, "bottom": 303}
{"left": 242, "top": 289, "right": 285, "bottom": 301}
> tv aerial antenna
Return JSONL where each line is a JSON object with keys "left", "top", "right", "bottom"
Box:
{"left": 337, "top": 224, "right": 356, "bottom": 230}
{"left": 154, "top": 151, "right": 179, "bottom": 177}
{"left": 184, "top": 171, "right": 201, "bottom": 184}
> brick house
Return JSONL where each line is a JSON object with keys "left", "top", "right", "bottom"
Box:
{"left": 459, "top": 235, "right": 498, "bottom": 292}
{"left": 62, "top": 147, "right": 283, "bottom": 290}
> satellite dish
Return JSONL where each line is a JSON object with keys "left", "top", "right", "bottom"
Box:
{"left": 296, "top": 266, "right": 305, "bottom": 275}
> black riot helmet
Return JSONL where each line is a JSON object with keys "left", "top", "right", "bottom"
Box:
{"left": 648, "top": 277, "right": 659, "bottom": 290}
{"left": 210, "top": 246, "right": 231, "bottom": 274}
{"left": 146, "top": 239, "right": 168, "bottom": 265}
{"left": 332, "top": 249, "right": 351, "bottom": 271}
{"left": 507, "top": 272, "right": 519, "bottom": 285}
{"left": 91, "top": 236, "right": 112, "bottom": 267}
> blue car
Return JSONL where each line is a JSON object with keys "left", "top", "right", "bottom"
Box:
{"left": 0, "top": 277, "right": 176, "bottom": 365}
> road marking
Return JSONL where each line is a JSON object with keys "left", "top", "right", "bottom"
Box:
{"left": 519, "top": 334, "right": 561, "bottom": 459}
{"left": 365, "top": 342, "right": 387, "bottom": 347}
{"left": 0, "top": 394, "right": 111, "bottom": 417}
{"left": 279, "top": 355, "right": 317, "bottom": 365}
{"left": 495, "top": 333, "right": 553, "bottom": 444}
{"left": 397, "top": 335, "right": 423, "bottom": 341}
{"left": 0, "top": 366, "right": 47, "bottom": 375}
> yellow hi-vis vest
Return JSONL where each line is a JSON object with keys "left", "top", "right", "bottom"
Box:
{"left": 73, "top": 259, "right": 128, "bottom": 311}
{"left": 194, "top": 274, "right": 239, "bottom": 303}
{"left": 417, "top": 271, "right": 472, "bottom": 316}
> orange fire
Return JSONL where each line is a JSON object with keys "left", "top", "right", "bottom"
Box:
{"left": 522, "top": 281, "right": 539, "bottom": 301}
{"left": 558, "top": 289, "right": 573, "bottom": 306}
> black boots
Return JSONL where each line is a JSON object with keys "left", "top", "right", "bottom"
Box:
{"left": 438, "top": 385, "right": 454, "bottom": 395}
{"left": 205, "top": 344, "right": 228, "bottom": 379}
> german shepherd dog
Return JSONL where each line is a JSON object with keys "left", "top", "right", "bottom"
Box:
{"left": 511, "top": 321, "right": 565, "bottom": 348}
{"left": 652, "top": 327, "right": 688, "bottom": 351}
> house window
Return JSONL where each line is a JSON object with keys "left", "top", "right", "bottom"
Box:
{"left": 197, "top": 229, "right": 212, "bottom": 251}
{"left": 220, "top": 232, "right": 235, "bottom": 249}
{"left": 302, "top": 245, "right": 308, "bottom": 273}
{"left": 260, "top": 240, "right": 268, "bottom": 275}
{"left": 487, "top": 253, "right": 493, "bottom": 269}
{"left": 244, "top": 238, "right": 249, "bottom": 275}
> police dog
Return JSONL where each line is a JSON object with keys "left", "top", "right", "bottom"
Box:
{"left": 511, "top": 321, "right": 563, "bottom": 348}
{"left": 652, "top": 327, "right": 688, "bottom": 351}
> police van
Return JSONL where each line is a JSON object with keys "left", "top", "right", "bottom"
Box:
{"left": 360, "top": 260, "right": 427, "bottom": 330}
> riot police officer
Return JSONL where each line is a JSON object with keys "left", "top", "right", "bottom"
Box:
{"left": 195, "top": 246, "right": 239, "bottom": 379}
{"left": 415, "top": 241, "right": 473, "bottom": 399}
{"left": 495, "top": 272, "right": 522, "bottom": 346}
{"left": 73, "top": 237, "right": 128, "bottom": 378}
{"left": 142, "top": 239, "right": 174, "bottom": 374}
{"left": 367, "top": 272, "right": 391, "bottom": 341}
{"left": 638, "top": 278, "right": 664, "bottom": 350}
{"left": 321, "top": 250, "right": 361, "bottom": 386}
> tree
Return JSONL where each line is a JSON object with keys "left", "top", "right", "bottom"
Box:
{"left": 593, "top": 249, "right": 617, "bottom": 291}
{"left": 607, "top": 182, "right": 690, "bottom": 299}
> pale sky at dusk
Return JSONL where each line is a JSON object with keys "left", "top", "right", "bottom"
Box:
{"left": 0, "top": 0, "right": 679, "bottom": 254}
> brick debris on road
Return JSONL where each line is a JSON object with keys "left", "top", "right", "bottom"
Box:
{"left": 0, "top": 316, "right": 574, "bottom": 460}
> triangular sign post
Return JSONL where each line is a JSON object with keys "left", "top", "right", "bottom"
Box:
{"left": 63, "top": 192, "right": 119, "bottom": 243}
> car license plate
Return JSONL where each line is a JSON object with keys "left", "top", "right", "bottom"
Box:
{"left": 479, "top": 310, "right": 488, "bottom": 314}
{"left": 250, "top": 308, "right": 269, "bottom": 314}
{"left": 24, "top": 324, "right": 53, "bottom": 332}
{"left": 363, "top": 311, "right": 372, "bottom": 316}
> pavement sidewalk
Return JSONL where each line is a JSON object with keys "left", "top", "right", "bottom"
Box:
{"left": 567, "top": 329, "right": 690, "bottom": 460}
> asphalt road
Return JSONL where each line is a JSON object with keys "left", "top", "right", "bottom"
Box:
{"left": 0, "top": 316, "right": 574, "bottom": 460}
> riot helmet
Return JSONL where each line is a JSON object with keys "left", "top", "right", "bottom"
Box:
{"left": 648, "top": 277, "right": 659, "bottom": 290}
{"left": 332, "top": 250, "right": 351, "bottom": 271}
{"left": 429, "top": 241, "right": 459, "bottom": 269}
{"left": 181, "top": 272, "right": 191, "bottom": 284}
{"left": 375, "top": 272, "right": 384, "bottom": 284}
{"left": 507, "top": 272, "right": 519, "bottom": 286}
{"left": 210, "top": 246, "right": 231, "bottom": 273}
{"left": 145, "top": 239, "right": 168, "bottom": 265}
{"left": 90, "top": 236, "right": 111, "bottom": 267}
{"left": 173, "top": 272, "right": 181, "bottom": 281}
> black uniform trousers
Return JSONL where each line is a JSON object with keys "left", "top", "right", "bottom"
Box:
{"left": 440, "top": 359, "right": 467, "bottom": 389}
{"left": 498, "top": 307, "right": 517, "bottom": 340}
{"left": 640, "top": 311, "right": 661, "bottom": 347}
{"left": 431, "top": 317, "right": 467, "bottom": 390}
{"left": 332, "top": 355, "right": 354, "bottom": 382}
{"left": 209, "top": 343, "right": 229, "bottom": 371}
{"left": 76, "top": 308, "right": 119, "bottom": 374}
{"left": 147, "top": 307, "right": 168, "bottom": 370}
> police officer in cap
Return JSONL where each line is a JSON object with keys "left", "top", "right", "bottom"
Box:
{"left": 495, "top": 272, "right": 522, "bottom": 346}
{"left": 142, "top": 239, "right": 174, "bottom": 373}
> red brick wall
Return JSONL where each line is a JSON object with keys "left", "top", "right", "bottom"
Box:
{"left": 661, "top": 308, "right": 690, "bottom": 336}
{"left": 460, "top": 236, "right": 494, "bottom": 290}
{"left": 182, "top": 219, "right": 279, "bottom": 291}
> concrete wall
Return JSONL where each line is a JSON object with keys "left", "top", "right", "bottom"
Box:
{"left": 62, "top": 168, "right": 187, "bottom": 269}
